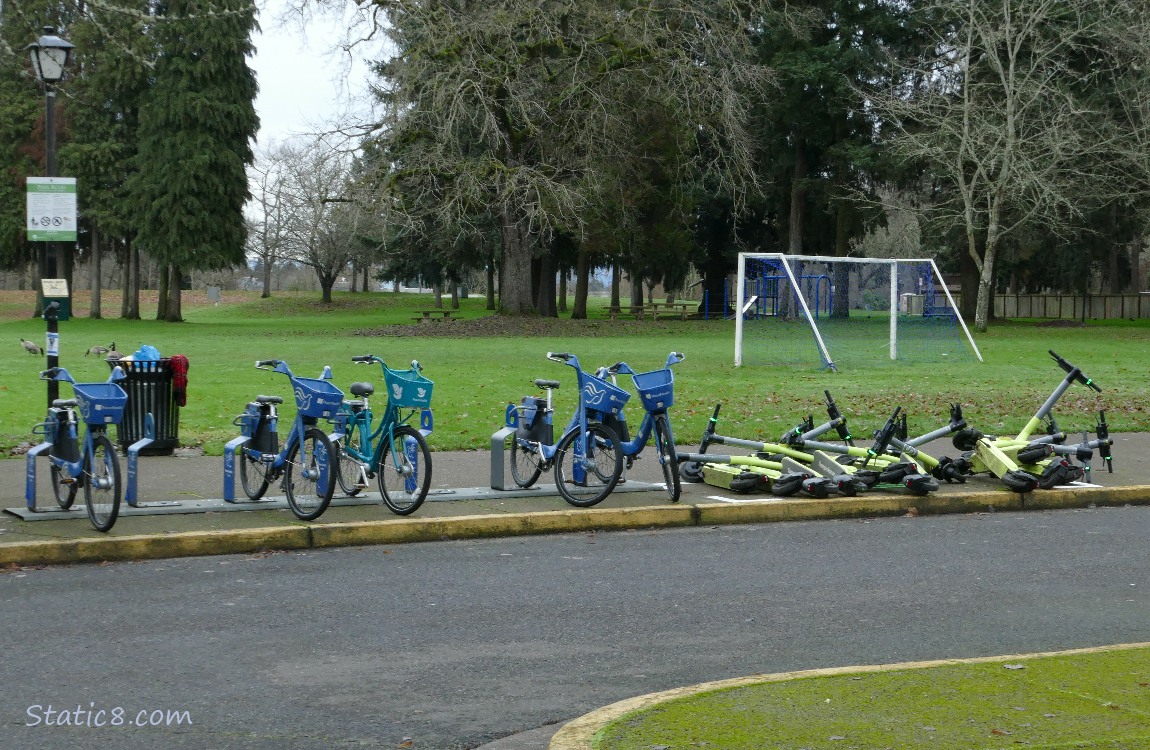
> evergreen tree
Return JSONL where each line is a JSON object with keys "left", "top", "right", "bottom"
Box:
{"left": 129, "top": 0, "right": 258, "bottom": 321}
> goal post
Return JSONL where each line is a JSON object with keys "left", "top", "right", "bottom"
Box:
{"left": 734, "top": 253, "right": 983, "bottom": 370}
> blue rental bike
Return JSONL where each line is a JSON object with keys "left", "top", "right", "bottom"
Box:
{"left": 232, "top": 359, "right": 342, "bottom": 520}
{"left": 333, "top": 355, "right": 434, "bottom": 515}
{"left": 508, "top": 352, "right": 627, "bottom": 507}
{"left": 602, "top": 352, "right": 685, "bottom": 502}
{"left": 34, "top": 366, "right": 128, "bottom": 532}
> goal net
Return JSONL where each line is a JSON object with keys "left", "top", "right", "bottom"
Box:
{"left": 734, "top": 253, "right": 982, "bottom": 370}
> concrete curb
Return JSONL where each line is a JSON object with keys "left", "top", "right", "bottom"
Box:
{"left": 2, "top": 485, "right": 1148, "bottom": 567}
{"left": 547, "top": 641, "right": 1150, "bottom": 750}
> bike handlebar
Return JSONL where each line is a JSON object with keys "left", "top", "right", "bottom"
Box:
{"left": 1049, "top": 350, "right": 1102, "bottom": 392}
{"left": 351, "top": 355, "right": 377, "bottom": 364}
{"left": 255, "top": 359, "right": 282, "bottom": 369}
{"left": 547, "top": 352, "right": 572, "bottom": 362}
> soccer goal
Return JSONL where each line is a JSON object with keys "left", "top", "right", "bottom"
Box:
{"left": 734, "top": 253, "right": 982, "bottom": 370}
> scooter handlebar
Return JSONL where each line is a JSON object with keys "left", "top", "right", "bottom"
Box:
{"left": 1049, "top": 350, "right": 1102, "bottom": 392}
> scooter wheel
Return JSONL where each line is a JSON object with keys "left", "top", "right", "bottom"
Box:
{"left": 903, "top": 473, "right": 940, "bottom": 496}
{"left": 833, "top": 475, "right": 863, "bottom": 497}
{"left": 729, "top": 471, "right": 767, "bottom": 494}
{"left": 1001, "top": 470, "right": 1039, "bottom": 493}
{"left": 679, "top": 461, "right": 704, "bottom": 483}
{"left": 878, "top": 462, "right": 915, "bottom": 485}
{"left": 1017, "top": 443, "right": 1054, "bottom": 465}
{"left": 1037, "top": 460, "right": 1084, "bottom": 490}
{"left": 851, "top": 469, "right": 880, "bottom": 488}
{"left": 802, "top": 477, "right": 834, "bottom": 498}
{"left": 952, "top": 428, "right": 984, "bottom": 452}
{"left": 770, "top": 472, "right": 807, "bottom": 497}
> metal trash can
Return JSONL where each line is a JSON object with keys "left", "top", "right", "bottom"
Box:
{"left": 109, "top": 358, "right": 181, "bottom": 455}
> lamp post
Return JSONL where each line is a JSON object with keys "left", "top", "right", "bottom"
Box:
{"left": 28, "top": 26, "right": 75, "bottom": 408}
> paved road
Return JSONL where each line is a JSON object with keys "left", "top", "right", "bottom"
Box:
{"left": 3, "top": 505, "right": 1148, "bottom": 750}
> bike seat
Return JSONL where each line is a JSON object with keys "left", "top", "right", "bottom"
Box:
{"left": 51, "top": 398, "right": 78, "bottom": 408}
{"left": 534, "top": 379, "right": 561, "bottom": 390}
{"left": 255, "top": 395, "right": 284, "bottom": 405}
{"left": 349, "top": 381, "right": 375, "bottom": 397}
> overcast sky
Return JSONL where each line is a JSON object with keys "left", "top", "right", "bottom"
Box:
{"left": 249, "top": 0, "right": 373, "bottom": 146}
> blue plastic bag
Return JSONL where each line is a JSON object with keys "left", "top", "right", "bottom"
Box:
{"left": 133, "top": 344, "right": 161, "bottom": 361}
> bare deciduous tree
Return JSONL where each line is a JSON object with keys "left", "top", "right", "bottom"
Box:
{"left": 873, "top": 0, "right": 1149, "bottom": 331}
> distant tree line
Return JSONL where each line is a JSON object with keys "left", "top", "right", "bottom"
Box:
{"left": 2, "top": 0, "right": 1148, "bottom": 330}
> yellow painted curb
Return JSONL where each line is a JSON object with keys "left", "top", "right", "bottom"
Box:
{"left": 0, "top": 526, "right": 311, "bottom": 567}
{"left": 310, "top": 506, "right": 696, "bottom": 549}
{"left": 548, "top": 642, "right": 1150, "bottom": 750}
{"left": 2, "top": 485, "right": 1147, "bottom": 567}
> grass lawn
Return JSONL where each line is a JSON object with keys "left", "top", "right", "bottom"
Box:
{"left": 592, "top": 645, "right": 1150, "bottom": 750}
{"left": 1, "top": 289, "right": 1148, "bottom": 455}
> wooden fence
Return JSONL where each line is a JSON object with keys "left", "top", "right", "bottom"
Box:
{"left": 992, "top": 293, "right": 1150, "bottom": 320}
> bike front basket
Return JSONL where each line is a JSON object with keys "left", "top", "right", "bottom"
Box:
{"left": 632, "top": 368, "right": 674, "bottom": 411}
{"left": 292, "top": 377, "right": 344, "bottom": 418}
{"left": 579, "top": 373, "right": 630, "bottom": 415}
{"left": 72, "top": 382, "right": 128, "bottom": 425}
{"left": 384, "top": 368, "right": 434, "bottom": 408}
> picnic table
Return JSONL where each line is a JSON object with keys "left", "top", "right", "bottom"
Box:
{"left": 608, "top": 305, "right": 647, "bottom": 320}
{"left": 413, "top": 309, "right": 456, "bottom": 322}
{"left": 649, "top": 302, "right": 695, "bottom": 320}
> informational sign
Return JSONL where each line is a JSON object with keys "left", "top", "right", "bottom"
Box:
{"left": 26, "top": 177, "right": 77, "bottom": 241}
{"left": 42, "top": 279, "right": 69, "bottom": 297}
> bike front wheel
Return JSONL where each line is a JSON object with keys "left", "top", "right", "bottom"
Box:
{"left": 554, "top": 422, "right": 623, "bottom": 508}
{"left": 238, "top": 440, "right": 271, "bottom": 501}
{"left": 284, "top": 428, "right": 336, "bottom": 521}
{"left": 654, "top": 414, "right": 682, "bottom": 502}
{"left": 377, "top": 425, "right": 432, "bottom": 516}
{"left": 509, "top": 438, "right": 543, "bottom": 488}
{"left": 84, "top": 433, "right": 121, "bottom": 532}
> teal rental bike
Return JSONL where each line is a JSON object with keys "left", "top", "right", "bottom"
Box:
{"left": 232, "top": 360, "right": 341, "bottom": 520}
{"left": 333, "top": 355, "right": 433, "bottom": 515}
{"left": 603, "top": 352, "right": 685, "bottom": 501}
{"left": 32, "top": 366, "right": 128, "bottom": 532}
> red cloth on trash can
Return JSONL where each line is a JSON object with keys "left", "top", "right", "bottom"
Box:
{"left": 170, "top": 354, "right": 189, "bottom": 407}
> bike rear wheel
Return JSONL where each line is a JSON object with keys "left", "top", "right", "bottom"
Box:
{"left": 238, "top": 441, "right": 271, "bottom": 500}
{"left": 284, "top": 428, "right": 336, "bottom": 521}
{"left": 654, "top": 414, "right": 681, "bottom": 502}
{"left": 51, "top": 462, "right": 78, "bottom": 509}
{"left": 510, "top": 438, "right": 543, "bottom": 488}
{"left": 378, "top": 425, "right": 432, "bottom": 516}
{"left": 84, "top": 433, "right": 121, "bottom": 532}
{"left": 554, "top": 422, "right": 623, "bottom": 508}
{"left": 336, "top": 441, "right": 368, "bottom": 497}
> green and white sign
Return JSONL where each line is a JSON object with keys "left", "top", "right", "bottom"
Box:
{"left": 26, "top": 177, "right": 77, "bottom": 242}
